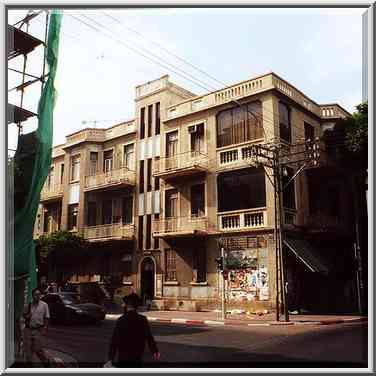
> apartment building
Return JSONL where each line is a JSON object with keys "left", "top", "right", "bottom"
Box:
{"left": 34, "top": 72, "right": 352, "bottom": 312}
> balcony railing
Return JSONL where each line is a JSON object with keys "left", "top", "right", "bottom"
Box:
{"left": 153, "top": 216, "right": 211, "bottom": 237}
{"left": 218, "top": 208, "right": 267, "bottom": 231}
{"left": 84, "top": 167, "right": 136, "bottom": 191}
{"left": 217, "top": 141, "right": 264, "bottom": 171}
{"left": 40, "top": 183, "right": 63, "bottom": 201}
{"left": 82, "top": 223, "right": 135, "bottom": 240}
{"left": 153, "top": 151, "right": 209, "bottom": 179}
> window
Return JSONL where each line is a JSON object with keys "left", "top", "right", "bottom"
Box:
{"left": 68, "top": 204, "right": 78, "bottom": 230}
{"left": 140, "top": 107, "right": 145, "bottom": 139}
{"left": 60, "top": 163, "right": 64, "bottom": 184}
{"left": 147, "top": 159, "right": 152, "bottom": 192}
{"left": 43, "top": 209, "right": 52, "bottom": 233}
{"left": 123, "top": 144, "right": 134, "bottom": 170}
{"left": 193, "top": 248, "right": 206, "bottom": 282}
{"left": 155, "top": 102, "right": 160, "bottom": 135}
{"left": 89, "top": 152, "right": 98, "bottom": 176}
{"left": 304, "top": 122, "right": 315, "bottom": 150}
{"left": 102, "top": 200, "right": 113, "bottom": 225}
{"left": 70, "top": 155, "right": 80, "bottom": 181}
{"left": 154, "top": 213, "right": 160, "bottom": 249}
{"left": 166, "top": 131, "right": 178, "bottom": 157}
{"left": 165, "top": 249, "right": 177, "bottom": 281}
{"left": 146, "top": 214, "right": 152, "bottom": 249}
{"left": 190, "top": 123, "right": 205, "bottom": 155}
{"left": 87, "top": 202, "right": 97, "bottom": 226}
{"left": 47, "top": 167, "right": 54, "bottom": 188}
{"left": 216, "top": 101, "right": 263, "bottom": 147}
{"left": 279, "top": 102, "right": 291, "bottom": 143}
{"left": 191, "top": 184, "right": 205, "bottom": 217}
{"left": 139, "top": 160, "right": 144, "bottom": 193}
{"left": 104, "top": 150, "right": 113, "bottom": 173}
{"left": 138, "top": 216, "right": 144, "bottom": 250}
{"left": 166, "top": 131, "right": 178, "bottom": 170}
{"left": 147, "top": 104, "right": 153, "bottom": 138}
{"left": 122, "top": 196, "right": 133, "bottom": 224}
{"left": 282, "top": 167, "right": 296, "bottom": 209}
{"left": 165, "top": 189, "right": 178, "bottom": 218}
{"left": 217, "top": 168, "right": 266, "bottom": 212}
{"left": 154, "top": 157, "right": 160, "bottom": 190}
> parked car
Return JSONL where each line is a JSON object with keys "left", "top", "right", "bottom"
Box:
{"left": 66, "top": 282, "right": 108, "bottom": 306}
{"left": 42, "top": 292, "right": 106, "bottom": 324}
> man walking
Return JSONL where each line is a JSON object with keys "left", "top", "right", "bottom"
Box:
{"left": 108, "top": 293, "right": 160, "bottom": 367}
{"left": 23, "top": 288, "right": 50, "bottom": 366}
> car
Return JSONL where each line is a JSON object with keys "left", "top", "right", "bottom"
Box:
{"left": 42, "top": 292, "right": 106, "bottom": 324}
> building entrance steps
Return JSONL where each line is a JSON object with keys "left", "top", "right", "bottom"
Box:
{"left": 106, "top": 309, "right": 367, "bottom": 327}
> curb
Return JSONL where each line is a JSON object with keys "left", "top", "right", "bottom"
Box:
{"left": 107, "top": 314, "right": 367, "bottom": 328}
{"left": 146, "top": 316, "right": 367, "bottom": 327}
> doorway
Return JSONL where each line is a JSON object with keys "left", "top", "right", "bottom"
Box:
{"left": 140, "top": 257, "right": 155, "bottom": 306}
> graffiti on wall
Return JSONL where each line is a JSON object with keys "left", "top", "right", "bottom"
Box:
{"left": 226, "top": 248, "right": 269, "bottom": 302}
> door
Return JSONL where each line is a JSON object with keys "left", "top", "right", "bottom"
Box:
{"left": 140, "top": 258, "right": 155, "bottom": 305}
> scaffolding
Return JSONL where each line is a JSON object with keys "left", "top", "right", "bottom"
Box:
{"left": 7, "top": 10, "right": 49, "bottom": 135}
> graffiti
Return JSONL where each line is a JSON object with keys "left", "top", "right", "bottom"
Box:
{"left": 226, "top": 249, "right": 269, "bottom": 302}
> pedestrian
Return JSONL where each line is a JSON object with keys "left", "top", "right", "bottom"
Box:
{"left": 107, "top": 293, "right": 160, "bottom": 367}
{"left": 23, "top": 288, "right": 50, "bottom": 366}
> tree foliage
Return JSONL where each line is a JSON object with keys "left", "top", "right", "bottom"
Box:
{"left": 345, "top": 102, "right": 368, "bottom": 153}
{"left": 37, "top": 230, "right": 87, "bottom": 260}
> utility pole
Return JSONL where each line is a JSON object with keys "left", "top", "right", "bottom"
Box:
{"left": 215, "top": 247, "right": 226, "bottom": 320}
{"left": 244, "top": 137, "right": 320, "bottom": 322}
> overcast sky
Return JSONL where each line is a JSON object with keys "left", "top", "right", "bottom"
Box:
{"left": 8, "top": 7, "right": 365, "bottom": 152}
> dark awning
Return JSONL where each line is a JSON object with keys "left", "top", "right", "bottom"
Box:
{"left": 283, "top": 237, "right": 330, "bottom": 274}
{"left": 8, "top": 103, "right": 37, "bottom": 124}
{"left": 8, "top": 25, "right": 44, "bottom": 60}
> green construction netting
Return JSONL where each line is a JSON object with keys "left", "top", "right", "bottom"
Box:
{"left": 13, "top": 11, "right": 62, "bottom": 321}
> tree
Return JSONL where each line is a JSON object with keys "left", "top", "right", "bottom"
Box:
{"left": 36, "top": 230, "right": 88, "bottom": 282}
{"left": 345, "top": 102, "right": 368, "bottom": 154}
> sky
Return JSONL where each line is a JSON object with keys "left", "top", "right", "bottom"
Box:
{"left": 7, "top": 7, "right": 365, "bottom": 153}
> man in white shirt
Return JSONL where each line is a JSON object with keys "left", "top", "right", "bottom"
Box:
{"left": 23, "top": 288, "right": 50, "bottom": 365}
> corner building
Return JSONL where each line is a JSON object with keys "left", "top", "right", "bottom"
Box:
{"left": 35, "top": 73, "right": 351, "bottom": 312}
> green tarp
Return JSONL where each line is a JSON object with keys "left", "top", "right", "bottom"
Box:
{"left": 13, "top": 11, "right": 62, "bottom": 321}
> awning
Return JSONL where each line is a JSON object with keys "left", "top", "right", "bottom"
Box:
{"left": 283, "top": 237, "right": 330, "bottom": 274}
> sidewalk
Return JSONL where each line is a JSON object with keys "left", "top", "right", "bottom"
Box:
{"left": 107, "top": 309, "right": 367, "bottom": 327}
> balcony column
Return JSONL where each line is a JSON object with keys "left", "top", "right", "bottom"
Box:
{"left": 239, "top": 212, "right": 245, "bottom": 228}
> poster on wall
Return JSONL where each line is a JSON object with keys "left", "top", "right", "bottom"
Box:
{"left": 225, "top": 243, "right": 269, "bottom": 302}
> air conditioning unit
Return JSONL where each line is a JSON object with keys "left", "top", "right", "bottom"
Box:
{"left": 188, "top": 125, "right": 197, "bottom": 134}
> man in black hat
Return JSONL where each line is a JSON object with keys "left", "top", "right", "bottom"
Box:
{"left": 108, "top": 292, "right": 160, "bottom": 366}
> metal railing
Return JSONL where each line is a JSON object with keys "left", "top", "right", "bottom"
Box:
{"left": 153, "top": 215, "right": 210, "bottom": 235}
{"left": 82, "top": 223, "right": 135, "bottom": 240}
{"left": 153, "top": 151, "right": 208, "bottom": 175}
{"left": 40, "top": 183, "right": 63, "bottom": 200}
{"left": 85, "top": 167, "right": 136, "bottom": 189}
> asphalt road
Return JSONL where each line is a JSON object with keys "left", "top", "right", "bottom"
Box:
{"left": 40, "top": 317, "right": 368, "bottom": 368}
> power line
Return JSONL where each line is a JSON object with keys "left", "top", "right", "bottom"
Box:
{"left": 68, "top": 13, "right": 217, "bottom": 93}
{"left": 101, "top": 11, "right": 227, "bottom": 89}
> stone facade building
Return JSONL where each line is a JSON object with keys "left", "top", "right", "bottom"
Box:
{"left": 34, "top": 72, "right": 352, "bottom": 312}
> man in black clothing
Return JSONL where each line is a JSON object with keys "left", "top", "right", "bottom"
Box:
{"left": 108, "top": 293, "right": 160, "bottom": 367}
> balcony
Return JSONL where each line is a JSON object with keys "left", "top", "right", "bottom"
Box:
{"left": 216, "top": 141, "right": 265, "bottom": 172}
{"left": 82, "top": 223, "right": 135, "bottom": 241}
{"left": 84, "top": 167, "right": 136, "bottom": 192}
{"left": 153, "top": 216, "right": 213, "bottom": 238}
{"left": 40, "top": 183, "right": 63, "bottom": 202}
{"left": 153, "top": 151, "right": 209, "bottom": 180}
{"left": 218, "top": 208, "right": 268, "bottom": 232}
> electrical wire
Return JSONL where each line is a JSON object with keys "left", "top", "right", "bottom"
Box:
{"left": 101, "top": 11, "right": 227, "bottom": 89}
{"left": 68, "top": 13, "right": 217, "bottom": 93}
